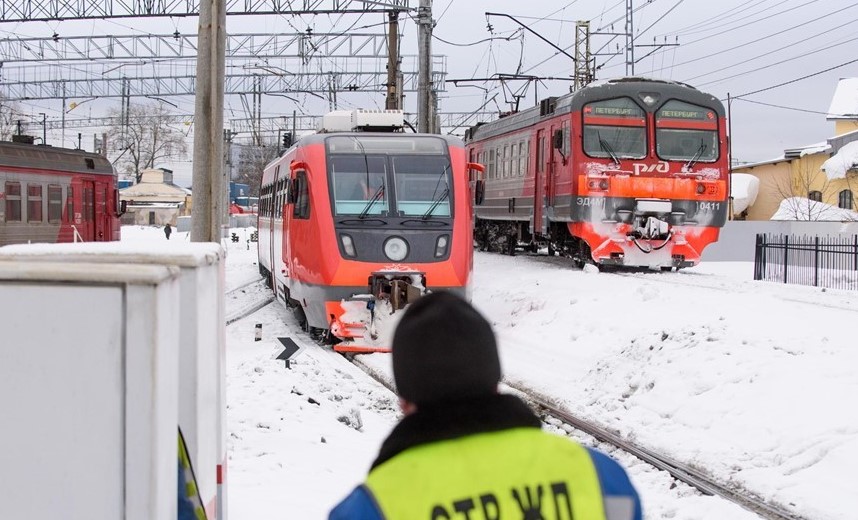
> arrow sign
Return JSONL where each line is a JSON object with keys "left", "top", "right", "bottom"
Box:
{"left": 276, "top": 337, "right": 301, "bottom": 369}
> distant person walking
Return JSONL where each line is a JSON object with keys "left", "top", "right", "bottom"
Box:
{"left": 164, "top": 223, "right": 172, "bottom": 240}
{"left": 329, "top": 291, "right": 642, "bottom": 520}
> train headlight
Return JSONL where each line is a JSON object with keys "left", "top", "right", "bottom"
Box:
{"left": 341, "top": 234, "right": 357, "bottom": 257}
{"left": 383, "top": 236, "right": 409, "bottom": 261}
{"left": 434, "top": 235, "right": 449, "bottom": 257}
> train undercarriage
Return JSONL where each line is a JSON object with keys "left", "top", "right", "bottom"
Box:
{"left": 474, "top": 217, "right": 690, "bottom": 271}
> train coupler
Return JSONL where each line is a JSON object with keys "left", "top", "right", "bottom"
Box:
{"left": 370, "top": 271, "right": 426, "bottom": 313}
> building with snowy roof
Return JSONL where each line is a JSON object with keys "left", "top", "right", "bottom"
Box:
{"left": 119, "top": 167, "right": 192, "bottom": 226}
{"left": 732, "top": 78, "right": 858, "bottom": 221}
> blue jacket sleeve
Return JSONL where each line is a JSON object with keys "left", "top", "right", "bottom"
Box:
{"left": 329, "top": 485, "right": 383, "bottom": 520}
{"left": 587, "top": 448, "right": 643, "bottom": 520}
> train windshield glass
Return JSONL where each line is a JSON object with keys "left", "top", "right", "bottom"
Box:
{"left": 329, "top": 155, "right": 389, "bottom": 216}
{"left": 582, "top": 97, "right": 647, "bottom": 159}
{"left": 392, "top": 155, "right": 453, "bottom": 218}
{"left": 655, "top": 100, "right": 719, "bottom": 162}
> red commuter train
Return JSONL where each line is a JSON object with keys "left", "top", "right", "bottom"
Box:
{"left": 257, "top": 110, "right": 484, "bottom": 352}
{"left": 465, "top": 77, "right": 729, "bottom": 269}
{"left": 0, "top": 137, "right": 124, "bottom": 246}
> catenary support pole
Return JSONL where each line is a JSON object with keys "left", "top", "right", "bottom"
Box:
{"left": 417, "top": 0, "right": 433, "bottom": 132}
{"left": 191, "top": 0, "right": 227, "bottom": 242}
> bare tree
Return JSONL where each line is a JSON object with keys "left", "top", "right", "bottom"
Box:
{"left": 107, "top": 102, "right": 188, "bottom": 183}
{"left": 0, "top": 95, "right": 22, "bottom": 141}
{"left": 772, "top": 160, "right": 834, "bottom": 220}
{"left": 234, "top": 140, "right": 280, "bottom": 196}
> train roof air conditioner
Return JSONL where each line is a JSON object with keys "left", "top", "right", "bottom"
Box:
{"left": 318, "top": 109, "right": 404, "bottom": 133}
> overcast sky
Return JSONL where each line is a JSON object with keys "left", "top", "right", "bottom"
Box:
{"left": 2, "top": 0, "right": 857, "bottom": 185}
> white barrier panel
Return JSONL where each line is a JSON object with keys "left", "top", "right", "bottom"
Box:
{"left": 0, "top": 242, "right": 227, "bottom": 520}
{"left": 0, "top": 261, "right": 180, "bottom": 520}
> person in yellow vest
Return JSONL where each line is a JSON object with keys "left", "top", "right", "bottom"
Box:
{"left": 329, "top": 291, "right": 642, "bottom": 520}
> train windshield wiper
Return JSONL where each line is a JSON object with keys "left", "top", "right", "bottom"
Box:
{"left": 422, "top": 186, "right": 449, "bottom": 220}
{"left": 684, "top": 141, "right": 707, "bottom": 170}
{"left": 598, "top": 132, "right": 620, "bottom": 165}
{"left": 359, "top": 183, "right": 385, "bottom": 219}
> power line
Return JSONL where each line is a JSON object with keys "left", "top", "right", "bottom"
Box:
{"left": 734, "top": 98, "right": 835, "bottom": 116}
{"left": 729, "top": 57, "right": 858, "bottom": 99}
{"left": 692, "top": 32, "right": 858, "bottom": 88}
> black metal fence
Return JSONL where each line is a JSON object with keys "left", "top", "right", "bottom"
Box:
{"left": 754, "top": 233, "right": 858, "bottom": 290}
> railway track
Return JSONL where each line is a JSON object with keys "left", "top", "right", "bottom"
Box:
{"left": 225, "top": 277, "right": 276, "bottom": 325}
{"left": 349, "top": 354, "right": 808, "bottom": 520}
{"left": 234, "top": 267, "right": 814, "bottom": 519}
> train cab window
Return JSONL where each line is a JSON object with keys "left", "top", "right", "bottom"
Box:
{"left": 27, "top": 184, "right": 43, "bottom": 222}
{"left": 329, "top": 155, "right": 388, "bottom": 216}
{"left": 293, "top": 170, "right": 310, "bottom": 220}
{"left": 582, "top": 97, "right": 647, "bottom": 160}
{"left": 392, "top": 155, "right": 452, "bottom": 218}
{"left": 5, "top": 182, "right": 22, "bottom": 222}
{"left": 655, "top": 100, "right": 719, "bottom": 163}
{"left": 48, "top": 185, "right": 63, "bottom": 222}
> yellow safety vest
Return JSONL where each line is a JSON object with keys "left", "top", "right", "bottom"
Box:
{"left": 365, "top": 427, "right": 607, "bottom": 520}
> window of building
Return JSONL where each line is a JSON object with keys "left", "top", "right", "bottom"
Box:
{"left": 28, "top": 184, "right": 43, "bottom": 222}
{"left": 808, "top": 190, "right": 823, "bottom": 202}
{"left": 5, "top": 182, "right": 21, "bottom": 222}
{"left": 838, "top": 189, "right": 853, "bottom": 209}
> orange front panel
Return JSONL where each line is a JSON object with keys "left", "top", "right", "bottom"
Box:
{"left": 577, "top": 175, "right": 727, "bottom": 202}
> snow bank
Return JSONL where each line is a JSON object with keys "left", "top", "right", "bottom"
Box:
{"left": 821, "top": 140, "right": 858, "bottom": 180}
{"left": 771, "top": 197, "right": 858, "bottom": 221}
{"left": 730, "top": 173, "right": 760, "bottom": 215}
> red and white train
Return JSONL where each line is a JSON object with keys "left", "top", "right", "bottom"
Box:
{"left": 465, "top": 77, "right": 729, "bottom": 269}
{"left": 0, "top": 136, "right": 124, "bottom": 246}
{"left": 257, "top": 110, "right": 484, "bottom": 352}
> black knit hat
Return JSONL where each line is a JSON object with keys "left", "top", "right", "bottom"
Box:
{"left": 392, "top": 291, "right": 501, "bottom": 406}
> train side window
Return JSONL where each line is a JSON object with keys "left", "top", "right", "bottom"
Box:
{"left": 293, "top": 170, "right": 310, "bottom": 220}
{"left": 5, "top": 182, "right": 22, "bottom": 222}
{"left": 48, "top": 185, "right": 63, "bottom": 222}
{"left": 67, "top": 186, "right": 75, "bottom": 222}
{"left": 27, "top": 184, "right": 43, "bottom": 223}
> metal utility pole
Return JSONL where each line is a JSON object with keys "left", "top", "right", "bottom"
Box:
{"left": 191, "top": 0, "right": 227, "bottom": 243}
{"left": 574, "top": 21, "right": 593, "bottom": 90}
{"left": 417, "top": 0, "right": 434, "bottom": 133}
{"left": 385, "top": 11, "right": 401, "bottom": 110}
{"left": 39, "top": 113, "right": 46, "bottom": 144}
{"left": 625, "top": 0, "right": 635, "bottom": 75}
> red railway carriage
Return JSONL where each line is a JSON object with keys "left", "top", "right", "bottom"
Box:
{"left": 465, "top": 77, "right": 729, "bottom": 269}
{"left": 257, "top": 110, "right": 484, "bottom": 352}
{"left": 0, "top": 138, "right": 124, "bottom": 246}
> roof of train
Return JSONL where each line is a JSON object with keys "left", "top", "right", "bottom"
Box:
{"left": 0, "top": 140, "right": 115, "bottom": 176}
{"left": 466, "top": 77, "right": 727, "bottom": 143}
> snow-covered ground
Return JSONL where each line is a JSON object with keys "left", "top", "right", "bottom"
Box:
{"left": 123, "top": 226, "right": 858, "bottom": 520}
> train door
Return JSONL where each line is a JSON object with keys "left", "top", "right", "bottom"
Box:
{"left": 82, "top": 181, "right": 96, "bottom": 241}
{"left": 533, "top": 129, "right": 547, "bottom": 238}
{"left": 546, "top": 124, "right": 559, "bottom": 213}
{"left": 95, "top": 184, "right": 107, "bottom": 241}
{"left": 269, "top": 166, "right": 280, "bottom": 288}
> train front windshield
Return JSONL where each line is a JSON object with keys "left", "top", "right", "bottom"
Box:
{"left": 327, "top": 135, "right": 453, "bottom": 218}
{"left": 582, "top": 97, "right": 647, "bottom": 159}
{"left": 655, "top": 100, "right": 719, "bottom": 163}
